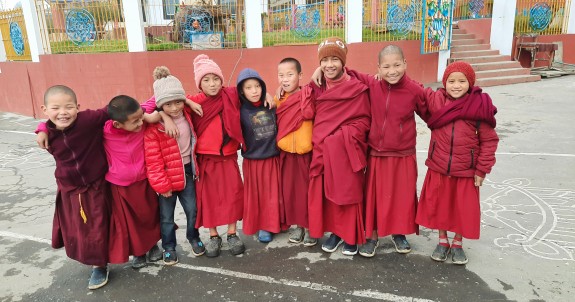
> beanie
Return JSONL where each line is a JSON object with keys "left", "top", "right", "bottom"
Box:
{"left": 442, "top": 61, "right": 476, "bottom": 89}
{"left": 193, "top": 54, "right": 224, "bottom": 91}
{"left": 152, "top": 66, "right": 186, "bottom": 108}
{"left": 317, "top": 36, "right": 348, "bottom": 66}
{"left": 236, "top": 68, "right": 267, "bottom": 103}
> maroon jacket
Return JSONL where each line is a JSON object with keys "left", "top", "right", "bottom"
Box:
{"left": 348, "top": 70, "right": 429, "bottom": 156}
{"left": 425, "top": 88, "right": 499, "bottom": 178}
{"left": 45, "top": 109, "right": 109, "bottom": 188}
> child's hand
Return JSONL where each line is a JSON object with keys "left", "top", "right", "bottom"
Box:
{"left": 274, "top": 86, "right": 284, "bottom": 100}
{"left": 186, "top": 98, "right": 203, "bottom": 117}
{"left": 264, "top": 93, "right": 276, "bottom": 109}
{"left": 474, "top": 175, "right": 484, "bottom": 187}
{"left": 36, "top": 132, "right": 49, "bottom": 149}
{"left": 161, "top": 191, "right": 172, "bottom": 198}
{"left": 159, "top": 111, "right": 179, "bottom": 138}
{"left": 311, "top": 66, "right": 323, "bottom": 86}
{"left": 374, "top": 73, "right": 383, "bottom": 81}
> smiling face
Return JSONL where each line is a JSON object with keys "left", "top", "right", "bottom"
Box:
{"left": 277, "top": 62, "right": 302, "bottom": 94}
{"left": 378, "top": 53, "right": 407, "bottom": 84}
{"left": 161, "top": 99, "right": 185, "bottom": 117}
{"left": 42, "top": 92, "right": 79, "bottom": 130}
{"left": 320, "top": 56, "right": 344, "bottom": 80}
{"left": 114, "top": 108, "right": 144, "bottom": 132}
{"left": 445, "top": 72, "right": 470, "bottom": 99}
{"left": 241, "top": 79, "right": 263, "bottom": 103}
{"left": 200, "top": 73, "right": 223, "bottom": 97}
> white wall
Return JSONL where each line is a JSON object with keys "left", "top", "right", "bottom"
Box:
{"left": 490, "top": 0, "right": 517, "bottom": 56}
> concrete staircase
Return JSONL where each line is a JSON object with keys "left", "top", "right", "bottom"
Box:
{"left": 449, "top": 25, "right": 540, "bottom": 87}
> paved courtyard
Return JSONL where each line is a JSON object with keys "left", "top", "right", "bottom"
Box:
{"left": 0, "top": 75, "right": 574, "bottom": 302}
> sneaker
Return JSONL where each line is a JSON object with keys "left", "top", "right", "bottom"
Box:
{"left": 258, "top": 230, "right": 273, "bottom": 243}
{"left": 451, "top": 247, "right": 469, "bottom": 265}
{"left": 88, "top": 266, "right": 108, "bottom": 290}
{"left": 358, "top": 239, "right": 379, "bottom": 258}
{"left": 431, "top": 244, "right": 450, "bottom": 262}
{"left": 303, "top": 231, "right": 318, "bottom": 247}
{"left": 341, "top": 242, "right": 358, "bottom": 256}
{"left": 131, "top": 255, "right": 147, "bottom": 269}
{"left": 227, "top": 233, "right": 246, "bottom": 255}
{"left": 321, "top": 234, "right": 343, "bottom": 253}
{"left": 190, "top": 237, "right": 206, "bottom": 256}
{"left": 147, "top": 244, "right": 162, "bottom": 262}
{"left": 163, "top": 249, "right": 178, "bottom": 265}
{"left": 391, "top": 235, "right": 412, "bottom": 254}
{"left": 289, "top": 227, "right": 305, "bottom": 243}
{"left": 206, "top": 236, "right": 222, "bottom": 258}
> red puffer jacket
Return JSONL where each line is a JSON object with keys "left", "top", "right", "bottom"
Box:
{"left": 144, "top": 109, "right": 198, "bottom": 194}
{"left": 425, "top": 89, "right": 499, "bottom": 178}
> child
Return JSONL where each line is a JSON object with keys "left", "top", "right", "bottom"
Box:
{"left": 104, "top": 95, "right": 162, "bottom": 269}
{"left": 307, "top": 37, "right": 371, "bottom": 256}
{"left": 275, "top": 58, "right": 317, "bottom": 246}
{"left": 237, "top": 68, "right": 281, "bottom": 243}
{"left": 416, "top": 61, "right": 499, "bottom": 265}
{"left": 144, "top": 66, "right": 205, "bottom": 265}
{"left": 188, "top": 54, "right": 245, "bottom": 257}
{"left": 38, "top": 85, "right": 113, "bottom": 289}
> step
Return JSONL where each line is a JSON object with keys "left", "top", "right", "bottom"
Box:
{"left": 470, "top": 61, "right": 523, "bottom": 71}
{"left": 476, "top": 75, "right": 541, "bottom": 87}
{"left": 451, "top": 44, "right": 491, "bottom": 52}
{"left": 449, "top": 55, "right": 511, "bottom": 64}
{"left": 475, "top": 68, "right": 531, "bottom": 79}
{"left": 450, "top": 49, "right": 500, "bottom": 58}
{"left": 452, "top": 33, "right": 475, "bottom": 40}
{"left": 451, "top": 38, "right": 483, "bottom": 46}
{"left": 452, "top": 28, "right": 466, "bottom": 34}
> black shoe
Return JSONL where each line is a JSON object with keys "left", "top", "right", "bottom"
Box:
{"left": 341, "top": 242, "right": 358, "bottom": 256}
{"left": 88, "top": 266, "right": 108, "bottom": 290}
{"left": 206, "top": 236, "right": 222, "bottom": 258}
{"left": 227, "top": 233, "right": 246, "bottom": 256}
{"left": 321, "top": 234, "right": 343, "bottom": 253}
{"left": 163, "top": 249, "right": 178, "bottom": 265}
{"left": 190, "top": 237, "right": 206, "bottom": 256}
{"left": 131, "top": 255, "right": 147, "bottom": 269}
{"left": 358, "top": 239, "right": 379, "bottom": 258}
{"left": 391, "top": 235, "right": 412, "bottom": 254}
{"left": 147, "top": 244, "right": 162, "bottom": 262}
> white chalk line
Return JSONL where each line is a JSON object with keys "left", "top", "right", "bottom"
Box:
{"left": 0, "top": 230, "right": 434, "bottom": 302}
{"left": 0, "top": 232, "right": 433, "bottom": 301}
{"left": 416, "top": 150, "right": 575, "bottom": 157}
{"left": 0, "top": 130, "right": 36, "bottom": 135}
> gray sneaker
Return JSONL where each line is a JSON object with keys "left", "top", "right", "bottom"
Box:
{"left": 391, "top": 235, "right": 412, "bottom": 254}
{"left": 289, "top": 227, "right": 305, "bottom": 243}
{"left": 451, "top": 247, "right": 468, "bottom": 265}
{"left": 147, "top": 244, "right": 162, "bottom": 262}
{"left": 88, "top": 266, "right": 108, "bottom": 290}
{"left": 131, "top": 255, "right": 147, "bottom": 269}
{"left": 227, "top": 234, "right": 246, "bottom": 255}
{"left": 431, "top": 244, "right": 450, "bottom": 262}
{"left": 303, "top": 231, "right": 318, "bottom": 247}
{"left": 358, "top": 239, "right": 379, "bottom": 258}
{"left": 206, "top": 236, "right": 222, "bottom": 258}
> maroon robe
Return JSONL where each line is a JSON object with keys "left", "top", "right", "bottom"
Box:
{"left": 307, "top": 74, "right": 371, "bottom": 245}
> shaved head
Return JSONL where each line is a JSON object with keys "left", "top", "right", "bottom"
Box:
{"left": 378, "top": 45, "right": 405, "bottom": 63}
{"left": 44, "top": 85, "right": 77, "bottom": 105}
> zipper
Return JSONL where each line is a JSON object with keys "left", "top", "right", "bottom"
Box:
{"left": 446, "top": 123, "right": 455, "bottom": 175}
{"left": 377, "top": 83, "right": 392, "bottom": 148}
{"left": 62, "top": 131, "right": 87, "bottom": 186}
{"left": 470, "top": 149, "right": 474, "bottom": 169}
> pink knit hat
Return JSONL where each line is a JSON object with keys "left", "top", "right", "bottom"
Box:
{"left": 193, "top": 54, "right": 224, "bottom": 91}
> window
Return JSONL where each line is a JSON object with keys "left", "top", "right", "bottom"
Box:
{"left": 163, "top": 0, "right": 178, "bottom": 20}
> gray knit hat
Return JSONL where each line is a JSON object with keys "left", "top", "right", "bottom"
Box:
{"left": 153, "top": 66, "right": 186, "bottom": 108}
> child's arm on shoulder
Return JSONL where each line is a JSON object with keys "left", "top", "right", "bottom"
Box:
{"left": 414, "top": 83, "right": 430, "bottom": 123}
{"left": 475, "top": 123, "right": 499, "bottom": 186}
{"left": 159, "top": 111, "right": 178, "bottom": 138}
{"left": 185, "top": 96, "right": 203, "bottom": 116}
{"left": 35, "top": 122, "right": 49, "bottom": 149}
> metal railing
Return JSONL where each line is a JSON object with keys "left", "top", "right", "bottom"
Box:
{"left": 453, "top": 0, "right": 493, "bottom": 21}
{"left": 262, "top": 0, "right": 346, "bottom": 46}
{"left": 362, "top": 0, "right": 423, "bottom": 42}
{"left": 515, "top": 0, "right": 572, "bottom": 35}
{"left": 0, "top": 8, "right": 32, "bottom": 60}
{"left": 144, "top": 0, "right": 243, "bottom": 51}
{"left": 36, "top": 0, "right": 127, "bottom": 54}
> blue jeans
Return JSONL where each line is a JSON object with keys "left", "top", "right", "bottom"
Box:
{"left": 158, "top": 164, "right": 199, "bottom": 251}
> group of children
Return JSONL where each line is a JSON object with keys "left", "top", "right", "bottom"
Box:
{"left": 36, "top": 36, "right": 498, "bottom": 290}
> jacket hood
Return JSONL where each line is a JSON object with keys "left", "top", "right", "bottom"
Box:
{"left": 237, "top": 68, "right": 267, "bottom": 103}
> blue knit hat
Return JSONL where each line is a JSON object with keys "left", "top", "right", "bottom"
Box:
{"left": 236, "top": 68, "right": 267, "bottom": 103}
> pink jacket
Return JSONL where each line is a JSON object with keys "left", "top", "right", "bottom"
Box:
{"left": 104, "top": 99, "right": 156, "bottom": 186}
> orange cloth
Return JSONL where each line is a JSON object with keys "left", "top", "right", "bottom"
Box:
{"left": 275, "top": 93, "right": 313, "bottom": 154}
